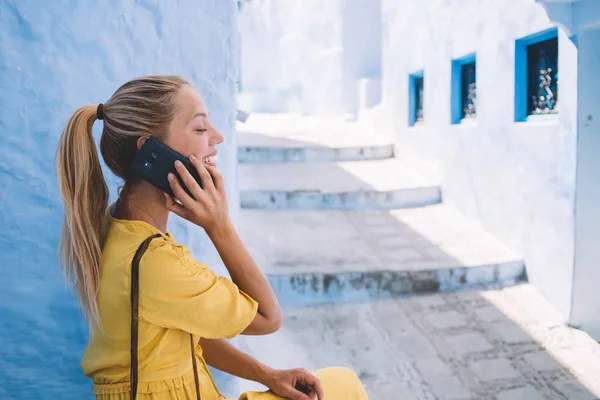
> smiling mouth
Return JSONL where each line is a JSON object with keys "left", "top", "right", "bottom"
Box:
{"left": 202, "top": 154, "right": 218, "bottom": 164}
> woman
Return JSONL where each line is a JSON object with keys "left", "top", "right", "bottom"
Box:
{"left": 55, "top": 76, "right": 369, "bottom": 400}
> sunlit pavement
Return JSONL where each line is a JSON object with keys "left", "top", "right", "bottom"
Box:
{"left": 240, "top": 284, "right": 600, "bottom": 399}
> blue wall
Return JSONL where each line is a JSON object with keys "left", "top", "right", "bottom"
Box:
{"left": 0, "top": 1, "right": 239, "bottom": 398}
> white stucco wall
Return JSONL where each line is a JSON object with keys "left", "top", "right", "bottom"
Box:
{"left": 238, "top": 0, "right": 382, "bottom": 115}
{"left": 0, "top": 0, "right": 240, "bottom": 397}
{"left": 341, "top": 0, "right": 383, "bottom": 114}
{"left": 571, "top": 27, "right": 600, "bottom": 338}
{"left": 239, "top": 0, "right": 344, "bottom": 114}
{"left": 381, "top": 0, "right": 578, "bottom": 320}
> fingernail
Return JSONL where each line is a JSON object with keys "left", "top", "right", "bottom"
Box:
{"left": 168, "top": 173, "right": 175, "bottom": 181}
{"left": 175, "top": 160, "right": 182, "bottom": 167}
{"left": 190, "top": 154, "right": 196, "bottom": 161}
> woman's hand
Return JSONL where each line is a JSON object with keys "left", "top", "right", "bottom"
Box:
{"left": 165, "top": 155, "right": 231, "bottom": 235}
{"left": 262, "top": 368, "right": 324, "bottom": 400}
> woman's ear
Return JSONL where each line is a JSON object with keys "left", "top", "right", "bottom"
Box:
{"left": 136, "top": 136, "right": 149, "bottom": 151}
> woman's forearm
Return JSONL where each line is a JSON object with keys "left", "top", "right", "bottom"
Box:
{"left": 207, "top": 222, "right": 282, "bottom": 333}
{"left": 200, "top": 337, "right": 274, "bottom": 385}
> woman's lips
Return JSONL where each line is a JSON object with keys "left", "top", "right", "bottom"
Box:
{"left": 202, "top": 154, "right": 218, "bottom": 166}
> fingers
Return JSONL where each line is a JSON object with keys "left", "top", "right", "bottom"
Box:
{"left": 205, "top": 165, "right": 225, "bottom": 193}
{"left": 289, "top": 389, "right": 311, "bottom": 400}
{"left": 164, "top": 193, "right": 189, "bottom": 219}
{"left": 188, "top": 154, "right": 216, "bottom": 191}
{"left": 174, "top": 160, "right": 204, "bottom": 199}
{"left": 312, "top": 379, "right": 324, "bottom": 400}
{"left": 167, "top": 171, "right": 196, "bottom": 209}
{"left": 299, "top": 386, "right": 318, "bottom": 400}
{"left": 300, "top": 370, "right": 324, "bottom": 400}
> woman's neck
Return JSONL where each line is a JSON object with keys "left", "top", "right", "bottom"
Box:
{"left": 114, "top": 181, "right": 170, "bottom": 233}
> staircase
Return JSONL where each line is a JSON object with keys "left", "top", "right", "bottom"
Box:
{"left": 237, "top": 113, "right": 525, "bottom": 306}
{"left": 234, "top": 113, "right": 526, "bottom": 396}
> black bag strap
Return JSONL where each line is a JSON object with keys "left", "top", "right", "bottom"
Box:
{"left": 130, "top": 233, "right": 201, "bottom": 400}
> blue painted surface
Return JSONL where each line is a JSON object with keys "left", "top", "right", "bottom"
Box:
{"left": 238, "top": 144, "right": 395, "bottom": 164}
{"left": 240, "top": 186, "right": 441, "bottom": 210}
{"left": 451, "top": 53, "right": 476, "bottom": 125}
{"left": 514, "top": 28, "right": 559, "bottom": 122}
{"left": 573, "top": 0, "right": 600, "bottom": 31}
{"left": 269, "top": 260, "right": 525, "bottom": 308}
{"left": 0, "top": 0, "right": 239, "bottom": 398}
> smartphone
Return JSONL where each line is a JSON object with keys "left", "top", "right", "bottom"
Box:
{"left": 130, "top": 138, "right": 202, "bottom": 199}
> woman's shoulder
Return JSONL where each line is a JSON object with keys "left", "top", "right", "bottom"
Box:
{"left": 142, "top": 236, "right": 209, "bottom": 276}
{"left": 102, "top": 218, "right": 208, "bottom": 276}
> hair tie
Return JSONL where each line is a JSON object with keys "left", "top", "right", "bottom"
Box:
{"left": 97, "top": 103, "right": 105, "bottom": 120}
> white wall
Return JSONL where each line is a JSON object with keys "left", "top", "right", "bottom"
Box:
{"left": 239, "top": 0, "right": 344, "bottom": 114}
{"left": 571, "top": 28, "right": 600, "bottom": 338}
{"left": 341, "top": 0, "right": 383, "bottom": 113}
{"left": 238, "top": 0, "right": 382, "bottom": 115}
{"left": 381, "top": 0, "right": 579, "bottom": 320}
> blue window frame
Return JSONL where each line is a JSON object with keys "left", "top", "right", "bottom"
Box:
{"left": 515, "top": 28, "right": 559, "bottom": 121}
{"left": 451, "top": 54, "right": 476, "bottom": 124}
{"left": 409, "top": 71, "right": 424, "bottom": 126}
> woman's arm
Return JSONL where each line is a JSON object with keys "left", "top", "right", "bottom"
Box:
{"left": 166, "top": 159, "right": 282, "bottom": 335}
{"left": 200, "top": 337, "right": 272, "bottom": 385}
{"left": 200, "top": 338, "right": 324, "bottom": 400}
{"left": 207, "top": 222, "right": 283, "bottom": 335}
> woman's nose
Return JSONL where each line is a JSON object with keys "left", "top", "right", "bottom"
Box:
{"left": 211, "top": 127, "right": 224, "bottom": 145}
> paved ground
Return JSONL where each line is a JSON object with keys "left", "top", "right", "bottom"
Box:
{"left": 238, "top": 284, "right": 600, "bottom": 399}
{"left": 241, "top": 205, "right": 522, "bottom": 275}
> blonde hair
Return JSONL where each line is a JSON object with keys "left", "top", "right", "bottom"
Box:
{"left": 55, "top": 76, "right": 189, "bottom": 326}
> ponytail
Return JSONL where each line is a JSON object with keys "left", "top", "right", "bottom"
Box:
{"left": 55, "top": 105, "right": 109, "bottom": 327}
{"left": 54, "top": 76, "right": 189, "bottom": 327}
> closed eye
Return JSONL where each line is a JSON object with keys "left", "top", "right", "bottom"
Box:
{"left": 196, "top": 129, "right": 207, "bottom": 133}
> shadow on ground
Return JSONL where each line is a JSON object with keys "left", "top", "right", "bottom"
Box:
{"left": 237, "top": 131, "right": 600, "bottom": 399}
{"left": 239, "top": 285, "right": 600, "bottom": 399}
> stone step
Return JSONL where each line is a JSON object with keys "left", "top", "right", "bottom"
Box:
{"left": 238, "top": 143, "right": 394, "bottom": 164}
{"left": 236, "top": 112, "right": 394, "bottom": 163}
{"left": 239, "top": 158, "right": 441, "bottom": 210}
{"left": 240, "top": 205, "right": 526, "bottom": 305}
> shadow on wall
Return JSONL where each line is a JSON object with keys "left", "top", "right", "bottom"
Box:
{"left": 236, "top": 131, "right": 527, "bottom": 307}
{"left": 235, "top": 128, "right": 598, "bottom": 398}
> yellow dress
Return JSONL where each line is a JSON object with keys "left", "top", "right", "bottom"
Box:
{"left": 82, "top": 211, "right": 368, "bottom": 400}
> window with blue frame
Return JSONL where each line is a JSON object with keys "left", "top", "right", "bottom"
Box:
{"left": 514, "top": 28, "right": 559, "bottom": 121}
{"left": 409, "top": 71, "right": 424, "bottom": 126}
{"left": 527, "top": 37, "right": 558, "bottom": 115}
{"left": 451, "top": 54, "right": 476, "bottom": 124}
